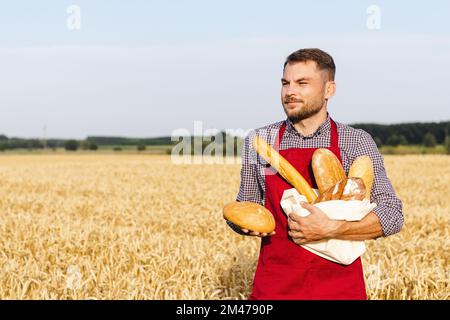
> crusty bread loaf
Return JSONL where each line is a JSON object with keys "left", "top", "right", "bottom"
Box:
{"left": 340, "top": 177, "right": 366, "bottom": 201}
{"left": 314, "top": 178, "right": 346, "bottom": 203}
{"left": 315, "top": 177, "right": 367, "bottom": 203}
{"left": 252, "top": 135, "right": 317, "bottom": 203}
{"left": 312, "top": 148, "right": 346, "bottom": 194}
{"left": 348, "top": 156, "right": 374, "bottom": 199}
{"left": 223, "top": 201, "right": 275, "bottom": 233}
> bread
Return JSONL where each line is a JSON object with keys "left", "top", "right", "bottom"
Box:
{"left": 314, "top": 178, "right": 346, "bottom": 203}
{"left": 252, "top": 135, "right": 317, "bottom": 203}
{"left": 315, "top": 177, "right": 367, "bottom": 203}
{"left": 348, "top": 156, "right": 374, "bottom": 199}
{"left": 312, "top": 148, "right": 346, "bottom": 194}
{"left": 340, "top": 177, "right": 366, "bottom": 201}
{"left": 223, "top": 201, "right": 275, "bottom": 233}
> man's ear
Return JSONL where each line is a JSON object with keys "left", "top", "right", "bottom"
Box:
{"left": 324, "top": 81, "right": 336, "bottom": 100}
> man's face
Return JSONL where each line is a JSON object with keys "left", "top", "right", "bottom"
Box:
{"left": 281, "top": 61, "right": 334, "bottom": 123}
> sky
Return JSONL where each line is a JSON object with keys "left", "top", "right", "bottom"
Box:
{"left": 0, "top": 0, "right": 449, "bottom": 139}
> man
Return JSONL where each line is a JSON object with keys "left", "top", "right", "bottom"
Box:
{"left": 226, "top": 48, "right": 403, "bottom": 300}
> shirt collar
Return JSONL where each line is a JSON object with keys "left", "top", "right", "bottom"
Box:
{"left": 285, "top": 112, "right": 331, "bottom": 139}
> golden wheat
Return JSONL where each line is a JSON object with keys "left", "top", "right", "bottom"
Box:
{"left": 0, "top": 154, "right": 448, "bottom": 299}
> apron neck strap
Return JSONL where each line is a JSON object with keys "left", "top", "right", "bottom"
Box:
{"left": 273, "top": 122, "right": 286, "bottom": 152}
{"left": 274, "top": 117, "right": 339, "bottom": 151}
{"left": 329, "top": 118, "right": 339, "bottom": 149}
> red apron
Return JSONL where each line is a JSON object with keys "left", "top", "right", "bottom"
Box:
{"left": 249, "top": 118, "right": 367, "bottom": 300}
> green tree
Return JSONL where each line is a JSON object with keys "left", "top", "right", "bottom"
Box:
{"left": 373, "top": 137, "right": 383, "bottom": 148}
{"left": 80, "top": 140, "right": 98, "bottom": 150}
{"left": 445, "top": 136, "right": 450, "bottom": 154}
{"left": 89, "top": 142, "right": 98, "bottom": 151}
{"left": 80, "top": 140, "right": 90, "bottom": 150}
{"left": 80, "top": 139, "right": 98, "bottom": 150}
{"left": 27, "top": 139, "right": 43, "bottom": 149}
{"left": 137, "top": 143, "right": 146, "bottom": 151}
{"left": 398, "top": 135, "right": 408, "bottom": 145}
{"left": 64, "top": 140, "right": 79, "bottom": 151}
{"left": 422, "top": 132, "right": 437, "bottom": 148}
{"left": 386, "top": 134, "right": 402, "bottom": 146}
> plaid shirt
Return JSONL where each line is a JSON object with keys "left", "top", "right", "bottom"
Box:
{"left": 228, "top": 113, "right": 403, "bottom": 237}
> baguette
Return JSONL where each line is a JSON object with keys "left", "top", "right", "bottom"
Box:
{"left": 311, "top": 148, "right": 346, "bottom": 194}
{"left": 223, "top": 201, "right": 275, "bottom": 233}
{"left": 252, "top": 135, "right": 317, "bottom": 203}
{"left": 348, "top": 156, "right": 374, "bottom": 199}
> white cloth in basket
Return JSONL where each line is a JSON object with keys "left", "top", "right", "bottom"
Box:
{"left": 280, "top": 188, "right": 377, "bottom": 265}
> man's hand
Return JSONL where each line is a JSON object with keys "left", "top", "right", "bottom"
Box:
{"left": 225, "top": 218, "right": 276, "bottom": 237}
{"left": 241, "top": 228, "right": 276, "bottom": 237}
{"left": 287, "top": 202, "right": 342, "bottom": 245}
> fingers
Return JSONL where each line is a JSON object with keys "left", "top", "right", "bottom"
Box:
{"left": 288, "top": 215, "right": 302, "bottom": 231}
{"left": 288, "top": 230, "right": 304, "bottom": 239}
{"left": 288, "top": 212, "right": 301, "bottom": 223}
{"left": 293, "top": 238, "right": 309, "bottom": 245}
{"left": 300, "top": 201, "right": 316, "bottom": 213}
{"left": 249, "top": 231, "right": 267, "bottom": 237}
{"left": 246, "top": 230, "right": 275, "bottom": 237}
{"left": 288, "top": 231, "right": 309, "bottom": 245}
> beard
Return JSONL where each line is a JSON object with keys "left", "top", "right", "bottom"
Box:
{"left": 282, "top": 96, "right": 324, "bottom": 123}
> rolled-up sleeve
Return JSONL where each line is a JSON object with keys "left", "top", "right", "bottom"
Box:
{"left": 354, "top": 130, "right": 404, "bottom": 237}
{"left": 236, "top": 133, "right": 264, "bottom": 206}
{"left": 225, "top": 133, "right": 264, "bottom": 235}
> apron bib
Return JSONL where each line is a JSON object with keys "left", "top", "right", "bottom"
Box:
{"left": 249, "top": 119, "right": 367, "bottom": 300}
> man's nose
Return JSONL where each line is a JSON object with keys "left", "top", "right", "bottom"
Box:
{"left": 286, "top": 86, "right": 298, "bottom": 95}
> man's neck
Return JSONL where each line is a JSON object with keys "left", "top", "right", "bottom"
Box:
{"left": 292, "top": 108, "right": 328, "bottom": 136}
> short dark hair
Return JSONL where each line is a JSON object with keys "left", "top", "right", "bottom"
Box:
{"left": 283, "top": 48, "right": 336, "bottom": 81}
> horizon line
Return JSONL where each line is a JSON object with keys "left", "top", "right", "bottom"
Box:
{"left": 1, "top": 119, "right": 449, "bottom": 141}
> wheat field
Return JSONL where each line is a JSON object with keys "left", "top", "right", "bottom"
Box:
{"left": 0, "top": 154, "right": 448, "bottom": 299}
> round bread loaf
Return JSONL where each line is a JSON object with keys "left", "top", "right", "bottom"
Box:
{"left": 340, "top": 177, "right": 366, "bottom": 201}
{"left": 223, "top": 201, "right": 275, "bottom": 233}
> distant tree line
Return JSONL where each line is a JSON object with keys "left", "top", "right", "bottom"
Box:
{"left": 86, "top": 136, "right": 175, "bottom": 146}
{"left": 0, "top": 135, "right": 98, "bottom": 151}
{"left": 350, "top": 121, "right": 450, "bottom": 147}
{"left": 186, "top": 132, "right": 243, "bottom": 156}
{"left": 1, "top": 121, "right": 449, "bottom": 153}
{"left": 64, "top": 140, "right": 98, "bottom": 151}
